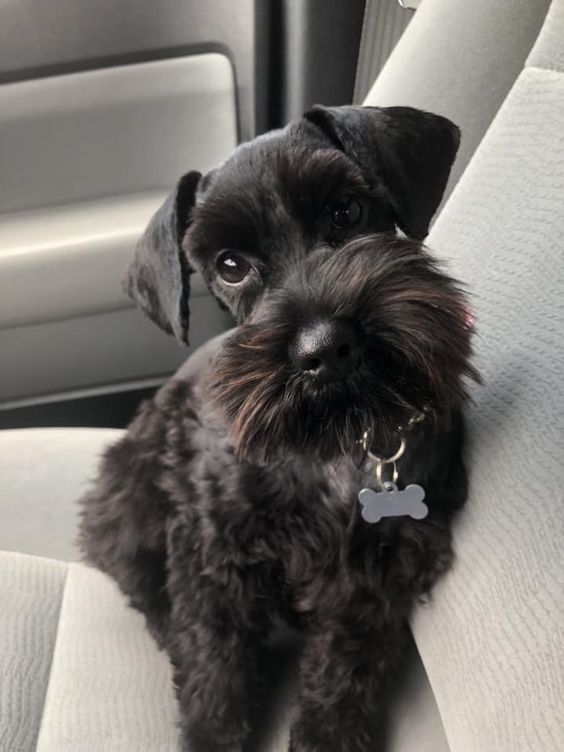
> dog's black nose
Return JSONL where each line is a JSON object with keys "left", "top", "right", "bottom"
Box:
{"left": 290, "top": 319, "right": 360, "bottom": 380}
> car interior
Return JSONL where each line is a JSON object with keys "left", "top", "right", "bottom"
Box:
{"left": 1, "top": 0, "right": 562, "bottom": 750}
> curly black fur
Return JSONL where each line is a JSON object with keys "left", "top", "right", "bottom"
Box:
{"left": 80, "top": 105, "right": 478, "bottom": 751}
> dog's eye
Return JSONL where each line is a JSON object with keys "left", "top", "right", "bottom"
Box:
{"left": 216, "top": 252, "right": 252, "bottom": 284}
{"left": 327, "top": 198, "right": 362, "bottom": 230}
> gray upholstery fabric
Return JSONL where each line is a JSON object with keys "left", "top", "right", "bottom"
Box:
{"left": 0, "top": 552, "right": 67, "bottom": 752}
{"left": 35, "top": 558, "right": 179, "bottom": 752}
{"left": 0, "top": 428, "right": 122, "bottom": 561}
{"left": 0, "top": 551, "right": 180, "bottom": 752}
{"left": 529, "top": 0, "right": 564, "bottom": 70}
{"left": 363, "top": 0, "right": 551, "bottom": 193}
{"left": 409, "top": 2, "right": 564, "bottom": 750}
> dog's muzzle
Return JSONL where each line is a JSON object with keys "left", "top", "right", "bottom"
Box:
{"left": 211, "top": 235, "right": 479, "bottom": 462}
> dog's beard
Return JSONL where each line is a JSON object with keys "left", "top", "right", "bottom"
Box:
{"left": 211, "top": 236, "right": 479, "bottom": 463}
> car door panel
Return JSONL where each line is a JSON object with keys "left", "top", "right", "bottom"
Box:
{"left": 0, "top": 52, "right": 236, "bottom": 405}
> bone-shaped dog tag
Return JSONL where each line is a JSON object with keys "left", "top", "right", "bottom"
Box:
{"left": 358, "top": 483, "right": 428, "bottom": 524}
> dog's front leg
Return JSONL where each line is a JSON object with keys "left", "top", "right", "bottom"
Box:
{"left": 289, "top": 604, "right": 408, "bottom": 752}
{"left": 166, "top": 515, "right": 267, "bottom": 752}
{"left": 170, "top": 626, "right": 258, "bottom": 752}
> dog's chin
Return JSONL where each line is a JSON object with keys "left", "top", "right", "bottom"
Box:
{"left": 211, "top": 344, "right": 420, "bottom": 464}
{"left": 219, "top": 387, "right": 395, "bottom": 465}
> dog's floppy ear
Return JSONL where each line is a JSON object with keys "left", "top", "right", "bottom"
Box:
{"left": 123, "top": 171, "right": 201, "bottom": 344}
{"left": 304, "top": 105, "right": 460, "bottom": 239}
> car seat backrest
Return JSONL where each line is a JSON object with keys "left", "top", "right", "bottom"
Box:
{"left": 404, "top": 2, "right": 564, "bottom": 750}
{"left": 362, "top": 0, "right": 551, "bottom": 196}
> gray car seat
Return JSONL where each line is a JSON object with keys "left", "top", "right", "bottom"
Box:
{"left": 1, "top": 1, "right": 563, "bottom": 750}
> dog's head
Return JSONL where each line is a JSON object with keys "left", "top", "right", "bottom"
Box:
{"left": 125, "top": 105, "right": 477, "bottom": 461}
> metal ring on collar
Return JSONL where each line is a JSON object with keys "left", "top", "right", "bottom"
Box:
{"left": 361, "top": 431, "right": 407, "bottom": 465}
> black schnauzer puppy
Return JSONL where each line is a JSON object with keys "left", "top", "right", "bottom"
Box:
{"left": 79, "top": 105, "right": 479, "bottom": 751}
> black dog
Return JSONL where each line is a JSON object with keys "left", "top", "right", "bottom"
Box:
{"left": 79, "top": 105, "right": 479, "bottom": 751}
